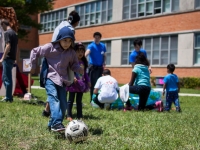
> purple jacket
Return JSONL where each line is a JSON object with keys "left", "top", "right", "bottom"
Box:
{"left": 30, "top": 43, "right": 82, "bottom": 86}
{"left": 66, "top": 61, "right": 90, "bottom": 93}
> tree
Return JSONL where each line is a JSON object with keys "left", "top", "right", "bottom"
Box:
{"left": 0, "top": 0, "right": 55, "bottom": 40}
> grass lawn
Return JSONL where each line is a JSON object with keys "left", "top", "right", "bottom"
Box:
{"left": 0, "top": 89, "right": 200, "bottom": 150}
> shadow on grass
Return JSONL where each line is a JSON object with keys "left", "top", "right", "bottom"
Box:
{"left": 82, "top": 114, "right": 100, "bottom": 120}
{"left": 89, "top": 127, "right": 103, "bottom": 136}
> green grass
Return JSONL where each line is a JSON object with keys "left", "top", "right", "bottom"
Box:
{"left": 0, "top": 89, "right": 200, "bottom": 150}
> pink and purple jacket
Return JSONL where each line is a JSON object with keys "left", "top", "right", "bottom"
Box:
{"left": 30, "top": 43, "right": 82, "bottom": 87}
{"left": 66, "top": 60, "right": 90, "bottom": 93}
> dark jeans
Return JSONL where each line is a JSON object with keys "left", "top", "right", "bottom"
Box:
{"left": 2, "top": 58, "right": 14, "bottom": 101}
{"left": 93, "top": 94, "right": 104, "bottom": 109}
{"left": 88, "top": 65, "right": 103, "bottom": 102}
{"left": 67, "top": 92, "right": 83, "bottom": 118}
{"left": 165, "top": 91, "right": 181, "bottom": 111}
{"left": 126, "top": 85, "right": 151, "bottom": 111}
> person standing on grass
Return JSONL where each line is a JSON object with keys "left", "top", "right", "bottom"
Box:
{"left": 66, "top": 43, "right": 90, "bottom": 121}
{"left": 93, "top": 69, "right": 119, "bottom": 109}
{"left": 0, "top": 19, "right": 18, "bottom": 103}
{"left": 42, "top": 10, "right": 80, "bottom": 117}
{"left": 129, "top": 39, "right": 152, "bottom": 73}
{"left": 85, "top": 32, "right": 106, "bottom": 102}
{"left": 30, "top": 27, "right": 84, "bottom": 132}
{"left": 120, "top": 53, "right": 151, "bottom": 111}
{"left": 163, "top": 64, "right": 181, "bottom": 112}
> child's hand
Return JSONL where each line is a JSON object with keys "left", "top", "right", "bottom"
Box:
{"left": 74, "top": 77, "right": 77, "bottom": 83}
{"left": 162, "top": 90, "right": 165, "bottom": 96}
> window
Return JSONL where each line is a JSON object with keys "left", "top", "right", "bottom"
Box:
{"left": 194, "top": 33, "right": 200, "bottom": 64}
{"left": 195, "top": 0, "right": 200, "bottom": 8}
{"left": 20, "top": 50, "right": 30, "bottom": 60}
{"left": 102, "top": 41, "right": 111, "bottom": 65}
{"left": 76, "top": 0, "right": 113, "bottom": 27}
{"left": 121, "top": 35, "right": 178, "bottom": 65}
{"left": 123, "top": 0, "right": 179, "bottom": 19}
{"left": 40, "top": 8, "right": 67, "bottom": 33}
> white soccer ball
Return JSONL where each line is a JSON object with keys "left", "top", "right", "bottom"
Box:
{"left": 65, "top": 120, "right": 89, "bottom": 143}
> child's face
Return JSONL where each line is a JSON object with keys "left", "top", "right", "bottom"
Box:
{"left": 76, "top": 48, "right": 85, "bottom": 60}
{"left": 59, "top": 38, "right": 72, "bottom": 50}
{"left": 134, "top": 44, "right": 141, "bottom": 51}
{"left": 94, "top": 35, "right": 101, "bottom": 43}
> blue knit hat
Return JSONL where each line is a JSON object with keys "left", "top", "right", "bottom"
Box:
{"left": 52, "top": 26, "right": 75, "bottom": 43}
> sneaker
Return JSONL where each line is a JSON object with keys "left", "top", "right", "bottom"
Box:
{"left": 51, "top": 123, "right": 65, "bottom": 132}
{"left": 155, "top": 101, "right": 163, "bottom": 112}
{"left": 176, "top": 107, "right": 181, "bottom": 112}
{"left": 1, "top": 97, "right": 13, "bottom": 103}
{"left": 123, "top": 105, "right": 133, "bottom": 112}
{"left": 42, "top": 110, "right": 50, "bottom": 117}
{"left": 67, "top": 117, "right": 73, "bottom": 121}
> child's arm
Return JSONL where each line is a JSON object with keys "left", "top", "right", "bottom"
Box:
{"left": 30, "top": 44, "right": 50, "bottom": 74}
{"left": 177, "top": 82, "right": 180, "bottom": 93}
{"left": 163, "top": 83, "right": 166, "bottom": 96}
{"left": 128, "top": 72, "right": 137, "bottom": 86}
{"left": 93, "top": 88, "right": 99, "bottom": 94}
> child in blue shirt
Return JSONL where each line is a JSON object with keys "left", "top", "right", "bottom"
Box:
{"left": 163, "top": 64, "right": 181, "bottom": 112}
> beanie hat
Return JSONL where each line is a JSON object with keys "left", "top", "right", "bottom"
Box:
{"left": 52, "top": 26, "right": 75, "bottom": 43}
{"left": 68, "top": 10, "right": 80, "bottom": 25}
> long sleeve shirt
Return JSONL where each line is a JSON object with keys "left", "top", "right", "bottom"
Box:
{"left": 30, "top": 42, "right": 81, "bottom": 86}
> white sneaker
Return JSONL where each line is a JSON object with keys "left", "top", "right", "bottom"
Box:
{"left": 119, "top": 84, "right": 129, "bottom": 103}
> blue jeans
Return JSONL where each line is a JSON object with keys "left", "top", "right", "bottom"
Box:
{"left": 45, "top": 79, "right": 67, "bottom": 127}
{"left": 165, "top": 91, "right": 180, "bottom": 111}
{"left": 2, "top": 58, "right": 14, "bottom": 101}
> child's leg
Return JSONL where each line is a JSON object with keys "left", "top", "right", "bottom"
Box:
{"left": 93, "top": 94, "right": 104, "bottom": 109}
{"left": 67, "top": 92, "right": 75, "bottom": 118}
{"left": 76, "top": 92, "right": 83, "bottom": 119}
{"left": 173, "top": 92, "right": 181, "bottom": 112}
{"left": 165, "top": 92, "right": 173, "bottom": 111}
{"left": 125, "top": 100, "right": 132, "bottom": 107}
{"left": 45, "top": 79, "right": 66, "bottom": 128}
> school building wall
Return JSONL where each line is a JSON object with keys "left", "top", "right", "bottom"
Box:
{"left": 17, "top": 0, "right": 200, "bottom": 84}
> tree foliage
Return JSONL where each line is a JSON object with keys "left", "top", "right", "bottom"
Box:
{"left": 0, "top": 0, "right": 55, "bottom": 40}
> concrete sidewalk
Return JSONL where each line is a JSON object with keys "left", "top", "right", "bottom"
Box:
{"left": 31, "top": 86, "right": 200, "bottom": 97}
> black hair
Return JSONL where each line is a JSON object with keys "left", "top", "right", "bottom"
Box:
{"left": 133, "top": 39, "right": 142, "bottom": 47}
{"left": 74, "top": 42, "right": 88, "bottom": 71}
{"left": 103, "top": 69, "right": 111, "bottom": 75}
{"left": 1, "top": 19, "right": 9, "bottom": 26}
{"left": 93, "top": 32, "right": 102, "bottom": 38}
{"left": 68, "top": 10, "right": 80, "bottom": 25}
{"left": 135, "top": 52, "right": 149, "bottom": 66}
{"left": 167, "top": 64, "right": 175, "bottom": 73}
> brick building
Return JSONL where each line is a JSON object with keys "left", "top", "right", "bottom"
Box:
{"left": 18, "top": 0, "right": 200, "bottom": 84}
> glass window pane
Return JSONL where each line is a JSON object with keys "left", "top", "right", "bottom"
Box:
{"left": 85, "top": 4, "right": 90, "bottom": 13}
{"left": 106, "top": 53, "right": 111, "bottom": 65}
{"left": 153, "top": 37, "right": 160, "bottom": 50}
{"left": 155, "top": 0, "right": 161, "bottom": 8}
{"left": 172, "top": 0, "right": 179, "bottom": 11}
{"left": 195, "top": 34, "right": 200, "bottom": 47}
{"left": 145, "top": 38, "right": 151, "bottom": 51}
{"left": 122, "top": 40, "right": 128, "bottom": 52}
{"left": 163, "top": 0, "right": 170, "bottom": 12}
{"left": 131, "top": 0, "right": 137, "bottom": 4}
{"left": 196, "top": 0, "right": 200, "bottom": 8}
{"left": 96, "top": 13, "right": 101, "bottom": 24}
{"left": 80, "top": 5, "right": 84, "bottom": 14}
{"left": 139, "top": 0, "right": 145, "bottom": 2}
{"left": 139, "top": 4, "right": 145, "bottom": 12}
{"left": 102, "top": 11, "right": 106, "bottom": 23}
{"left": 91, "top": 3, "right": 95, "bottom": 12}
{"left": 60, "top": 11, "right": 63, "bottom": 20}
{"left": 161, "top": 37, "right": 168, "bottom": 50}
{"left": 170, "top": 36, "right": 178, "bottom": 49}
{"left": 90, "top": 14, "right": 95, "bottom": 24}
{"left": 131, "top": 4, "right": 137, "bottom": 18}
{"left": 108, "top": 0, "right": 113, "bottom": 9}
{"left": 102, "top": 0, "right": 107, "bottom": 11}
{"left": 123, "top": 6, "right": 130, "bottom": 19}
{"left": 146, "top": 2, "right": 153, "bottom": 15}
{"left": 96, "top": 1, "right": 101, "bottom": 11}
{"left": 170, "top": 50, "right": 177, "bottom": 64}
{"left": 107, "top": 10, "right": 112, "bottom": 21}
{"left": 195, "top": 49, "right": 200, "bottom": 63}
{"left": 123, "top": 0, "right": 129, "bottom": 6}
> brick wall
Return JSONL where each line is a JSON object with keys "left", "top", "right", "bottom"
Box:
{"left": 53, "top": 0, "right": 87, "bottom": 9}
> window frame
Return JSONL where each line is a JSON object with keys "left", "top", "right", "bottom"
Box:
{"left": 75, "top": 0, "right": 113, "bottom": 27}
{"left": 195, "top": 0, "right": 200, "bottom": 8}
{"left": 122, "top": 0, "right": 179, "bottom": 20}
{"left": 194, "top": 33, "right": 200, "bottom": 64}
{"left": 121, "top": 35, "right": 178, "bottom": 65}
